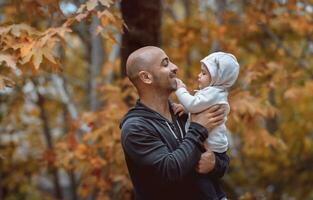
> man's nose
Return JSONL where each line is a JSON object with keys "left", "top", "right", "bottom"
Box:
{"left": 171, "top": 63, "right": 178, "bottom": 73}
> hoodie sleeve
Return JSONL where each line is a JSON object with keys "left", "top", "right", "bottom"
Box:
{"left": 207, "top": 152, "right": 230, "bottom": 178}
{"left": 175, "top": 87, "right": 227, "bottom": 113}
{"left": 121, "top": 120, "right": 208, "bottom": 182}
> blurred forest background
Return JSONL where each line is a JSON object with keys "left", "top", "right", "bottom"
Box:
{"left": 1, "top": 0, "right": 313, "bottom": 199}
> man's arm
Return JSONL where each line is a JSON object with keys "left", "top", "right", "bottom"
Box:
{"left": 121, "top": 120, "right": 208, "bottom": 182}
{"left": 209, "top": 152, "right": 230, "bottom": 178}
{"left": 196, "top": 149, "right": 230, "bottom": 178}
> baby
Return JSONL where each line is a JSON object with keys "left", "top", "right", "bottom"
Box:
{"left": 174, "top": 51, "right": 240, "bottom": 200}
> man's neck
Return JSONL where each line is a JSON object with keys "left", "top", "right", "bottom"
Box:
{"left": 140, "top": 92, "right": 172, "bottom": 122}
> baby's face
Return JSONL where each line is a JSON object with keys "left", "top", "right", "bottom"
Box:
{"left": 197, "top": 64, "right": 212, "bottom": 89}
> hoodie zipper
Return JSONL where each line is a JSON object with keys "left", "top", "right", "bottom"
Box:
{"left": 165, "top": 121, "right": 184, "bottom": 142}
{"left": 126, "top": 101, "right": 185, "bottom": 142}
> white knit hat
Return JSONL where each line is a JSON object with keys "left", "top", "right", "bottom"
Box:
{"left": 200, "top": 52, "right": 240, "bottom": 88}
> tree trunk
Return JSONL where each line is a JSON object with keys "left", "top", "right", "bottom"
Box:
{"left": 0, "top": 171, "right": 4, "bottom": 199}
{"left": 211, "top": 0, "right": 227, "bottom": 52}
{"left": 37, "top": 94, "right": 63, "bottom": 200}
{"left": 266, "top": 88, "right": 278, "bottom": 134}
{"left": 88, "top": 16, "right": 104, "bottom": 111}
{"left": 120, "top": 0, "right": 162, "bottom": 77}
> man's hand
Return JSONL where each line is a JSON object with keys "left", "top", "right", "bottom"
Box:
{"left": 191, "top": 104, "right": 227, "bottom": 132}
{"left": 196, "top": 149, "right": 216, "bottom": 174}
{"left": 172, "top": 103, "right": 186, "bottom": 117}
{"left": 176, "top": 78, "right": 186, "bottom": 89}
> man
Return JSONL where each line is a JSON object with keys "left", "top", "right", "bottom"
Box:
{"left": 120, "top": 46, "right": 229, "bottom": 200}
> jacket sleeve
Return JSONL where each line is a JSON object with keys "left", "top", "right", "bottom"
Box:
{"left": 175, "top": 87, "right": 227, "bottom": 113}
{"left": 121, "top": 121, "right": 208, "bottom": 182}
{"left": 208, "top": 152, "right": 230, "bottom": 178}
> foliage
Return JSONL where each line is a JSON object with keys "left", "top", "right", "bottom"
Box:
{"left": 0, "top": 0, "right": 130, "bottom": 199}
{"left": 163, "top": 0, "right": 313, "bottom": 199}
{"left": 1, "top": 0, "right": 313, "bottom": 200}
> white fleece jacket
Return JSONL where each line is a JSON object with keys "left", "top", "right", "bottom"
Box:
{"left": 176, "top": 87, "right": 229, "bottom": 153}
{"left": 176, "top": 52, "right": 239, "bottom": 153}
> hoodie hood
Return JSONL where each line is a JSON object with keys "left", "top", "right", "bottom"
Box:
{"left": 120, "top": 100, "right": 169, "bottom": 129}
{"left": 200, "top": 52, "right": 240, "bottom": 88}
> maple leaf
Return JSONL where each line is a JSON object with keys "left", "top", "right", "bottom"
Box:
{"left": 10, "top": 23, "right": 40, "bottom": 37}
{"left": 74, "top": 144, "right": 89, "bottom": 160}
{"left": 0, "top": 54, "right": 17, "bottom": 70}
{"left": 42, "top": 46, "right": 57, "bottom": 64}
{"left": 0, "top": 75, "right": 15, "bottom": 90}
{"left": 86, "top": 0, "right": 98, "bottom": 11}
{"left": 99, "top": 0, "right": 113, "bottom": 8}
{"left": 77, "top": 4, "right": 87, "bottom": 13}
{"left": 32, "top": 49, "right": 43, "bottom": 69}
{"left": 98, "top": 9, "right": 116, "bottom": 22}
{"left": 75, "top": 12, "right": 89, "bottom": 22}
{"left": 284, "top": 87, "right": 302, "bottom": 101}
{"left": 0, "top": 26, "right": 11, "bottom": 35}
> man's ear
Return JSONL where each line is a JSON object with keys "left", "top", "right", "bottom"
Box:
{"left": 138, "top": 71, "right": 153, "bottom": 84}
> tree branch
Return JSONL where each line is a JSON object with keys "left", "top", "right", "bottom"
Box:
{"left": 258, "top": 23, "right": 295, "bottom": 59}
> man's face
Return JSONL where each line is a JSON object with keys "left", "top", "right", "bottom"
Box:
{"left": 149, "top": 49, "right": 178, "bottom": 93}
{"left": 197, "top": 64, "right": 212, "bottom": 89}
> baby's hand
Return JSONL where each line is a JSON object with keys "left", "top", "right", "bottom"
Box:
{"left": 176, "top": 78, "right": 186, "bottom": 89}
{"left": 171, "top": 103, "right": 186, "bottom": 117}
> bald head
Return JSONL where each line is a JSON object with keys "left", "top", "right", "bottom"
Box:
{"left": 126, "top": 46, "right": 163, "bottom": 85}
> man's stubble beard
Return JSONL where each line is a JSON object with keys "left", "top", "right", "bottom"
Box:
{"left": 153, "top": 73, "right": 177, "bottom": 94}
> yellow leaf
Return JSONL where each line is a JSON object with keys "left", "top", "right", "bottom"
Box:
{"left": 42, "top": 46, "right": 57, "bottom": 64}
{"left": 32, "top": 50, "right": 43, "bottom": 70}
{"left": 86, "top": 0, "right": 98, "bottom": 11}
{"left": 0, "top": 54, "right": 17, "bottom": 70}
{"left": 100, "top": 14, "right": 110, "bottom": 26}
{"left": 21, "top": 52, "right": 33, "bottom": 65}
{"left": 284, "top": 87, "right": 302, "bottom": 101}
{"left": 77, "top": 4, "right": 86, "bottom": 13}
{"left": 99, "top": 0, "right": 113, "bottom": 7}
{"left": 10, "top": 23, "right": 39, "bottom": 37}
{"left": 20, "top": 42, "right": 34, "bottom": 57}
{"left": 0, "top": 26, "right": 11, "bottom": 35}
{"left": 0, "top": 78, "right": 5, "bottom": 90}
{"left": 74, "top": 144, "right": 89, "bottom": 160}
{"left": 0, "top": 75, "right": 15, "bottom": 90}
{"left": 11, "top": 26, "right": 22, "bottom": 37}
{"left": 98, "top": 9, "right": 115, "bottom": 22}
{"left": 75, "top": 12, "right": 89, "bottom": 22}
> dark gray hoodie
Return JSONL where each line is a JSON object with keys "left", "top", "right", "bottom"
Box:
{"left": 120, "top": 100, "right": 211, "bottom": 200}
